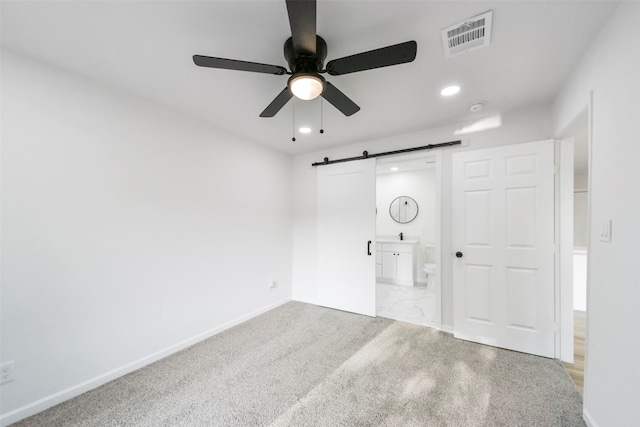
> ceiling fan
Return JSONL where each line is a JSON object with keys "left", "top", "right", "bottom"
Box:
{"left": 193, "top": 0, "right": 417, "bottom": 118}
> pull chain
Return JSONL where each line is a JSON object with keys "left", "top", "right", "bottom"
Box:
{"left": 291, "top": 100, "right": 296, "bottom": 142}
{"left": 320, "top": 98, "right": 324, "bottom": 134}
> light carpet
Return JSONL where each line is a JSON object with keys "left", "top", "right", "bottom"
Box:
{"left": 14, "top": 301, "right": 584, "bottom": 426}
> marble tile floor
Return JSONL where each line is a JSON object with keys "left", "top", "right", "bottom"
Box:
{"left": 376, "top": 282, "right": 437, "bottom": 327}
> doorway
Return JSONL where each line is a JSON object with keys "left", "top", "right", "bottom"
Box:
{"left": 562, "top": 113, "right": 589, "bottom": 394}
{"left": 374, "top": 153, "right": 442, "bottom": 329}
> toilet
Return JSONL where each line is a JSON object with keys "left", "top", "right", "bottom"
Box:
{"left": 423, "top": 263, "right": 436, "bottom": 290}
{"left": 422, "top": 245, "right": 436, "bottom": 291}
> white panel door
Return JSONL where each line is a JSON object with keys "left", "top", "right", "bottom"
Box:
{"left": 452, "top": 140, "right": 555, "bottom": 357}
{"left": 317, "top": 158, "right": 376, "bottom": 316}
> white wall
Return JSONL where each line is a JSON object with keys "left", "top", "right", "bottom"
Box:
{"left": 292, "top": 105, "right": 553, "bottom": 328}
{"left": 573, "top": 251, "right": 587, "bottom": 311}
{"left": 377, "top": 168, "right": 436, "bottom": 283}
{"left": 574, "top": 170, "right": 589, "bottom": 191}
{"left": 552, "top": 2, "right": 640, "bottom": 426}
{"left": 574, "top": 170, "right": 589, "bottom": 249}
{"left": 0, "top": 50, "right": 293, "bottom": 424}
{"left": 376, "top": 169, "right": 436, "bottom": 242}
{"left": 574, "top": 191, "right": 589, "bottom": 249}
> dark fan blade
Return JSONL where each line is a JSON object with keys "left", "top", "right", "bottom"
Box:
{"left": 286, "top": 0, "right": 316, "bottom": 55}
{"left": 325, "top": 40, "right": 417, "bottom": 76}
{"left": 193, "top": 55, "right": 287, "bottom": 75}
{"left": 321, "top": 82, "right": 360, "bottom": 116}
{"left": 260, "top": 87, "right": 293, "bottom": 117}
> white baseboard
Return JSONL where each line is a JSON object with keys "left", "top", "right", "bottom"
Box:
{"left": 291, "top": 295, "right": 317, "bottom": 306}
{"left": 583, "top": 408, "right": 598, "bottom": 427}
{"left": 0, "top": 298, "right": 291, "bottom": 427}
{"left": 440, "top": 324, "right": 454, "bottom": 334}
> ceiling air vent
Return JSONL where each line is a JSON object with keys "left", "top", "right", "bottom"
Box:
{"left": 441, "top": 10, "right": 493, "bottom": 58}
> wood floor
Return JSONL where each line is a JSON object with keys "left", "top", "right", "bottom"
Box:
{"left": 562, "top": 310, "right": 586, "bottom": 394}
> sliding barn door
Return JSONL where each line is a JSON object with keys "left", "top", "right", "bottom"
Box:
{"left": 317, "top": 158, "right": 376, "bottom": 316}
{"left": 452, "top": 140, "right": 555, "bottom": 357}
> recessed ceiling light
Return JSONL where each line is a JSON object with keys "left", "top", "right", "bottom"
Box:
{"left": 441, "top": 85, "right": 460, "bottom": 96}
{"left": 469, "top": 102, "right": 484, "bottom": 112}
{"left": 299, "top": 127, "right": 312, "bottom": 134}
{"left": 390, "top": 167, "right": 399, "bottom": 171}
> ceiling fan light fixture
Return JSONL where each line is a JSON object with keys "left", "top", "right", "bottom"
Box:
{"left": 289, "top": 73, "right": 325, "bottom": 100}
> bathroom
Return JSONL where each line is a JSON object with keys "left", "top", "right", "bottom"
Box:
{"left": 375, "top": 155, "right": 439, "bottom": 327}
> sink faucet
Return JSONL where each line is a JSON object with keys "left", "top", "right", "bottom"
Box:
{"left": 399, "top": 232, "right": 404, "bottom": 241}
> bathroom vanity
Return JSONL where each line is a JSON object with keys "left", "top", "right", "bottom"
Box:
{"left": 375, "top": 239, "right": 418, "bottom": 286}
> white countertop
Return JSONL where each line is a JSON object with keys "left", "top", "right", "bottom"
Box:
{"left": 377, "top": 238, "right": 419, "bottom": 244}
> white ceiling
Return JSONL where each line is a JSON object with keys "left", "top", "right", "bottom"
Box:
{"left": 1, "top": 0, "right": 618, "bottom": 155}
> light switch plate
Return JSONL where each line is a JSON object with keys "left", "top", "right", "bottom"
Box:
{"left": 599, "top": 220, "right": 612, "bottom": 242}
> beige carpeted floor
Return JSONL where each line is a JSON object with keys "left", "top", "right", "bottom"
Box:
{"left": 14, "top": 301, "right": 584, "bottom": 426}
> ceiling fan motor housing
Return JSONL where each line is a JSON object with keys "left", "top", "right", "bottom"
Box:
{"left": 284, "top": 35, "right": 327, "bottom": 73}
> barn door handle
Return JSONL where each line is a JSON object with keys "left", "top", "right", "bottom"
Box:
{"left": 455, "top": 251, "right": 463, "bottom": 258}
{"left": 367, "top": 240, "right": 372, "bottom": 256}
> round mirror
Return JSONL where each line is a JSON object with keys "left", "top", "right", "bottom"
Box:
{"left": 389, "top": 196, "right": 418, "bottom": 224}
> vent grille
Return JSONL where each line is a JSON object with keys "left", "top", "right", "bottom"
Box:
{"left": 447, "top": 19, "right": 485, "bottom": 48}
{"left": 441, "top": 11, "right": 493, "bottom": 58}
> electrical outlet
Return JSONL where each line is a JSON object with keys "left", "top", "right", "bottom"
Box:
{"left": 1, "top": 361, "right": 15, "bottom": 385}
